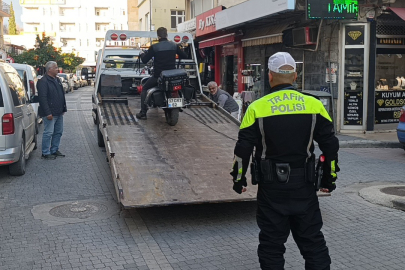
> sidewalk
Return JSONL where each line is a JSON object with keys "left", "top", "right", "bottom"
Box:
{"left": 337, "top": 129, "right": 403, "bottom": 148}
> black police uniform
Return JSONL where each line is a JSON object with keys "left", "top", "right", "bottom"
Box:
{"left": 232, "top": 84, "right": 339, "bottom": 270}
{"left": 139, "top": 38, "right": 188, "bottom": 115}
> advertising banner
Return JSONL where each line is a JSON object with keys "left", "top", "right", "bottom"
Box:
{"left": 375, "top": 91, "right": 405, "bottom": 124}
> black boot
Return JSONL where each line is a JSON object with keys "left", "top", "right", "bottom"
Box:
{"left": 136, "top": 111, "right": 147, "bottom": 120}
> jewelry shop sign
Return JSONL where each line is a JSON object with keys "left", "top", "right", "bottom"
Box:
{"left": 344, "top": 90, "right": 363, "bottom": 125}
{"left": 375, "top": 91, "right": 405, "bottom": 124}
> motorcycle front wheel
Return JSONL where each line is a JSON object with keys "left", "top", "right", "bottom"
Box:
{"left": 164, "top": 108, "right": 179, "bottom": 126}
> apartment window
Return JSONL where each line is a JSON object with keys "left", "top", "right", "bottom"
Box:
{"left": 121, "top": 9, "right": 125, "bottom": 16}
{"left": 171, "top": 11, "right": 185, "bottom": 29}
{"left": 79, "top": 39, "right": 81, "bottom": 46}
{"left": 34, "top": 27, "right": 38, "bottom": 32}
{"left": 191, "top": 0, "right": 213, "bottom": 17}
{"left": 87, "top": 40, "right": 89, "bottom": 46}
{"left": 139, "top": 18, "right": 142, "bottom": 31}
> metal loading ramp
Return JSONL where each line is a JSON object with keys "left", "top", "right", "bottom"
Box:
{"left": 99, "top": 97, "right": 257, "bottom": 208}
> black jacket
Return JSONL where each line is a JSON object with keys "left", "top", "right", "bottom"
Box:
{"left": 234, "top": 84, "right": 339, "bottom": 172}
{"left": 140, "top": 38, "right": 188, "bottom": 78}
{"left": 37, "top": 74, "right": 67, "bottom": 117}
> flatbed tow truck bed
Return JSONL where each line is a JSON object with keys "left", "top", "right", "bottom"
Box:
{"left": 98, "top": 96, "right": 258, "bottom": 208}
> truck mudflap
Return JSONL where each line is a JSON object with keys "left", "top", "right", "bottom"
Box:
{"left": 98, "top": 97, "right": 257, "bottom": 208}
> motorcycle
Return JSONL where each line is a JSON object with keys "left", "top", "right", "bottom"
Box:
{"left": 144, "top": 69, "right": 195, "bottom": 126}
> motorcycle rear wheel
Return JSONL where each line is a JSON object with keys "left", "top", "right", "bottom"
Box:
{"left": 164, "top": 108, "right": 179, "bottom": 126}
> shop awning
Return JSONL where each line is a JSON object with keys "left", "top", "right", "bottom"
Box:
{"left": 199, "top": 34, "right": 235, "bottom": 49}
{"left": 241, "top": 24, "right": 290, "bottom": 47}
{"left": 389, "top": 7, "right": 405, "bottom": 21}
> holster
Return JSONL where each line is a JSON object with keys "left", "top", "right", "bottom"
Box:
{"left": 260, "top": 159, "right": 274, "bottom": 183}
{"left": 275, "top": 163, "right": 291, "bottom": 184}
{"left": 250, "top": 160, "right": 260, "bottom": 185}
{"left": 305, "top": 154, "right": 316, "bottom": 184}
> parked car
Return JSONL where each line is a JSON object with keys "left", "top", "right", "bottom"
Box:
{"left": 397, "top": 105, "right": 405, "bottom": 151}
{"left": 9, "top": 63, "right": 39, "bottom": 120}
{"left": 72, "top": 74, "right": 81, "bottom": 89}
{"left": 0, "top": 62, "right": 38, "bottom": 175}
{"left": 58, "top": 76, "right": 69, "bottom": 93}
{"left": 58, "top": 73, "right": 74, "bottom": 92}
{"left": 80, "top": 77, "right": 88, "bottom": 87}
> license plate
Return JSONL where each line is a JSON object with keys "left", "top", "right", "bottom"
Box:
{"left": 168, "top": 98, "right": 183, "bottom": 108}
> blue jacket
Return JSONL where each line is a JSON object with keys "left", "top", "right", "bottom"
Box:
{"left": 37, "top": 74, "right": 67, "bottom": 117}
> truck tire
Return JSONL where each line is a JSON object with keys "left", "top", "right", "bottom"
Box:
{"left": 97, "top": 126, "right": 105, "bottom": 147}
{"left": 165, "top": 109, "right": 179, "bottom": 126}
{"left": 9, "top": 138, "right": 26, "bottom": 176}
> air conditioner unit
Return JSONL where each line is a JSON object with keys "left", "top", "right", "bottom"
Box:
{"left": 292, "top": 27, "right": 318, "bottom": 46}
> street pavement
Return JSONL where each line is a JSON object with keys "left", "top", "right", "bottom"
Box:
{"left": 1, "top": 86, "right": 405, "bottom": 270}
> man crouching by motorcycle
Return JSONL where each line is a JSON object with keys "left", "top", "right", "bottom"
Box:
{"left": 136, "top": 27, "right": 188, "bottom": 120}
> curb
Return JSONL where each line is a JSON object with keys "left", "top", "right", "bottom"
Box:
{"left": 359, "top": 185, "right": 405, "bottom": 211}
{"left": 339, "top": 140, "right": 403, "bottom": 148}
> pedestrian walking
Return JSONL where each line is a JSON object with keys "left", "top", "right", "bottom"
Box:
{"left": 230, "top": 52, "right": 339, "bottom": 269}
{"left": 37, "top": 61, "right": 67, "bottom": 160}
{"left": 208, "top": 81, "right": 240, "bottom": 119}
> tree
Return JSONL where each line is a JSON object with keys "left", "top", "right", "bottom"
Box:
{"left": 12, "top": 33, "right": 84, "bottom": 72}
{"left": 8, "top": 2, "right": 17, "bottom": 35}
{"left": 60, "top": 52, "right": 85, "bottom": 72}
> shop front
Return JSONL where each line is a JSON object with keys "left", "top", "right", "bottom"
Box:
{"left": 374, "top": 11, "right": 405, "bottom": 127}
{"left": 195, "top": 6, "right": 243, "bottom": 96}
{"left": 340, "top": 7, "right": 405, "bottom": 132}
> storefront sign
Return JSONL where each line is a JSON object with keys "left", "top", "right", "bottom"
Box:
{"left": 177, "top": 18, "right": 196, "bottom": 33}
{"left": 377, "top": 37, "right": 405, "bottom": 48}
{"left": 375, "top": 91, "right": 405, "bottom": 124}
{"left": 196, "top": 6, "right": 224, "bottom": 37}
{"left": 307, "top": 0, "right": 358, "bottom": 19}
{"left": 345, "top": 25, "right": 364, "bottom": 45}
{"left": 344, "top": 90, "right": 363, "bottom": 125}
{"left": 215, "top": 0, "right": 295, "bottom": 31}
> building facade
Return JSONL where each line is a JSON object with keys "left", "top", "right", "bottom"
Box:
{"left": 137, "top": 0, "right": 185, "bottom": 32}
{"left": 20, "top": 0, "right": 128, "bottom": 65}
{"left": 0, "top": 0, "right": 11, "bottom": 59}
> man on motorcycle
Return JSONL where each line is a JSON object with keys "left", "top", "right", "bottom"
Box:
{"left": 136, "top": 27, "right": 188, "bottom": 120}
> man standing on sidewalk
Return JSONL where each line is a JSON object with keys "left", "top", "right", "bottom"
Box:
{"left": 37, "top": 61, "right": 67, "bottom": 160}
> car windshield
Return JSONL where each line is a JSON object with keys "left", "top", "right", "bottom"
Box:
{"left": 104, "top": 55, "right": 145, "bottom": 69}
{"left": 59, "top": 74, "right": 67, "bottom": 79}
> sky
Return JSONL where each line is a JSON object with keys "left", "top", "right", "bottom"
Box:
{"left": 4, "top": 0, "right": 23, "bottom": 27}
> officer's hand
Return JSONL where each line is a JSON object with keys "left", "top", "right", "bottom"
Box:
{"left": 321, "top": 156, "right": 340, "bottom": 193}
{"left": 233, "top": 176, "right": 247, "bottom": 194}
{"left": 230, "top": 156, "right": 247, "bottom": 194}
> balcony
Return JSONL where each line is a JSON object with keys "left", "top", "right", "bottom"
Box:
{"left": 0, "top": 2, "right": 11, "bottom": 17}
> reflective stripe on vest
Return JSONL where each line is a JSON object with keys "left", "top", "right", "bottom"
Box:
{"left": 240, "top": 90, "right": 332, "bottom": 130}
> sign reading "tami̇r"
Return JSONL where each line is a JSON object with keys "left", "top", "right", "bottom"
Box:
{"left": 307, "top": 0, "right": 358, "bottom": 20}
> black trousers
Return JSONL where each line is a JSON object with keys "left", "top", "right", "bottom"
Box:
{"left": 140, "top": 77, "right": 158, "bottom": 113}
{"left": 256, "top": 175, "right": 331, "bottom": 270}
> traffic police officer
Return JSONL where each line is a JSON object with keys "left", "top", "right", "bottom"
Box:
{"left": 231, "top": 52, "right": 339, "bottom": 270}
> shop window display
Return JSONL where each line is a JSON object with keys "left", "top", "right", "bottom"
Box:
{"left": 343, "top": 48, "right": 364, "bottom": 126}
{"left": 374, "top": 54, "right": 405, "bottom": 124}
{"left": 375, "top": 54, "right": 405, "bottom": 91}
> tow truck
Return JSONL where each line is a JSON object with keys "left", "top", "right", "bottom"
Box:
{"left": 92, "top": 30, "right": 257, "bottom": 208}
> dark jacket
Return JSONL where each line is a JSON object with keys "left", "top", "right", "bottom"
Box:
{"left": 140, "top": 38, "right": 188, "bottom": 78}
{"left": 37, "top": 74, "right": 67, "bottom": 117}
{"left": 234, "top": 84, "right": 339, "bottom": 172}
{"left": 209, "top": 89, "right": 239, "bottom": 113}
